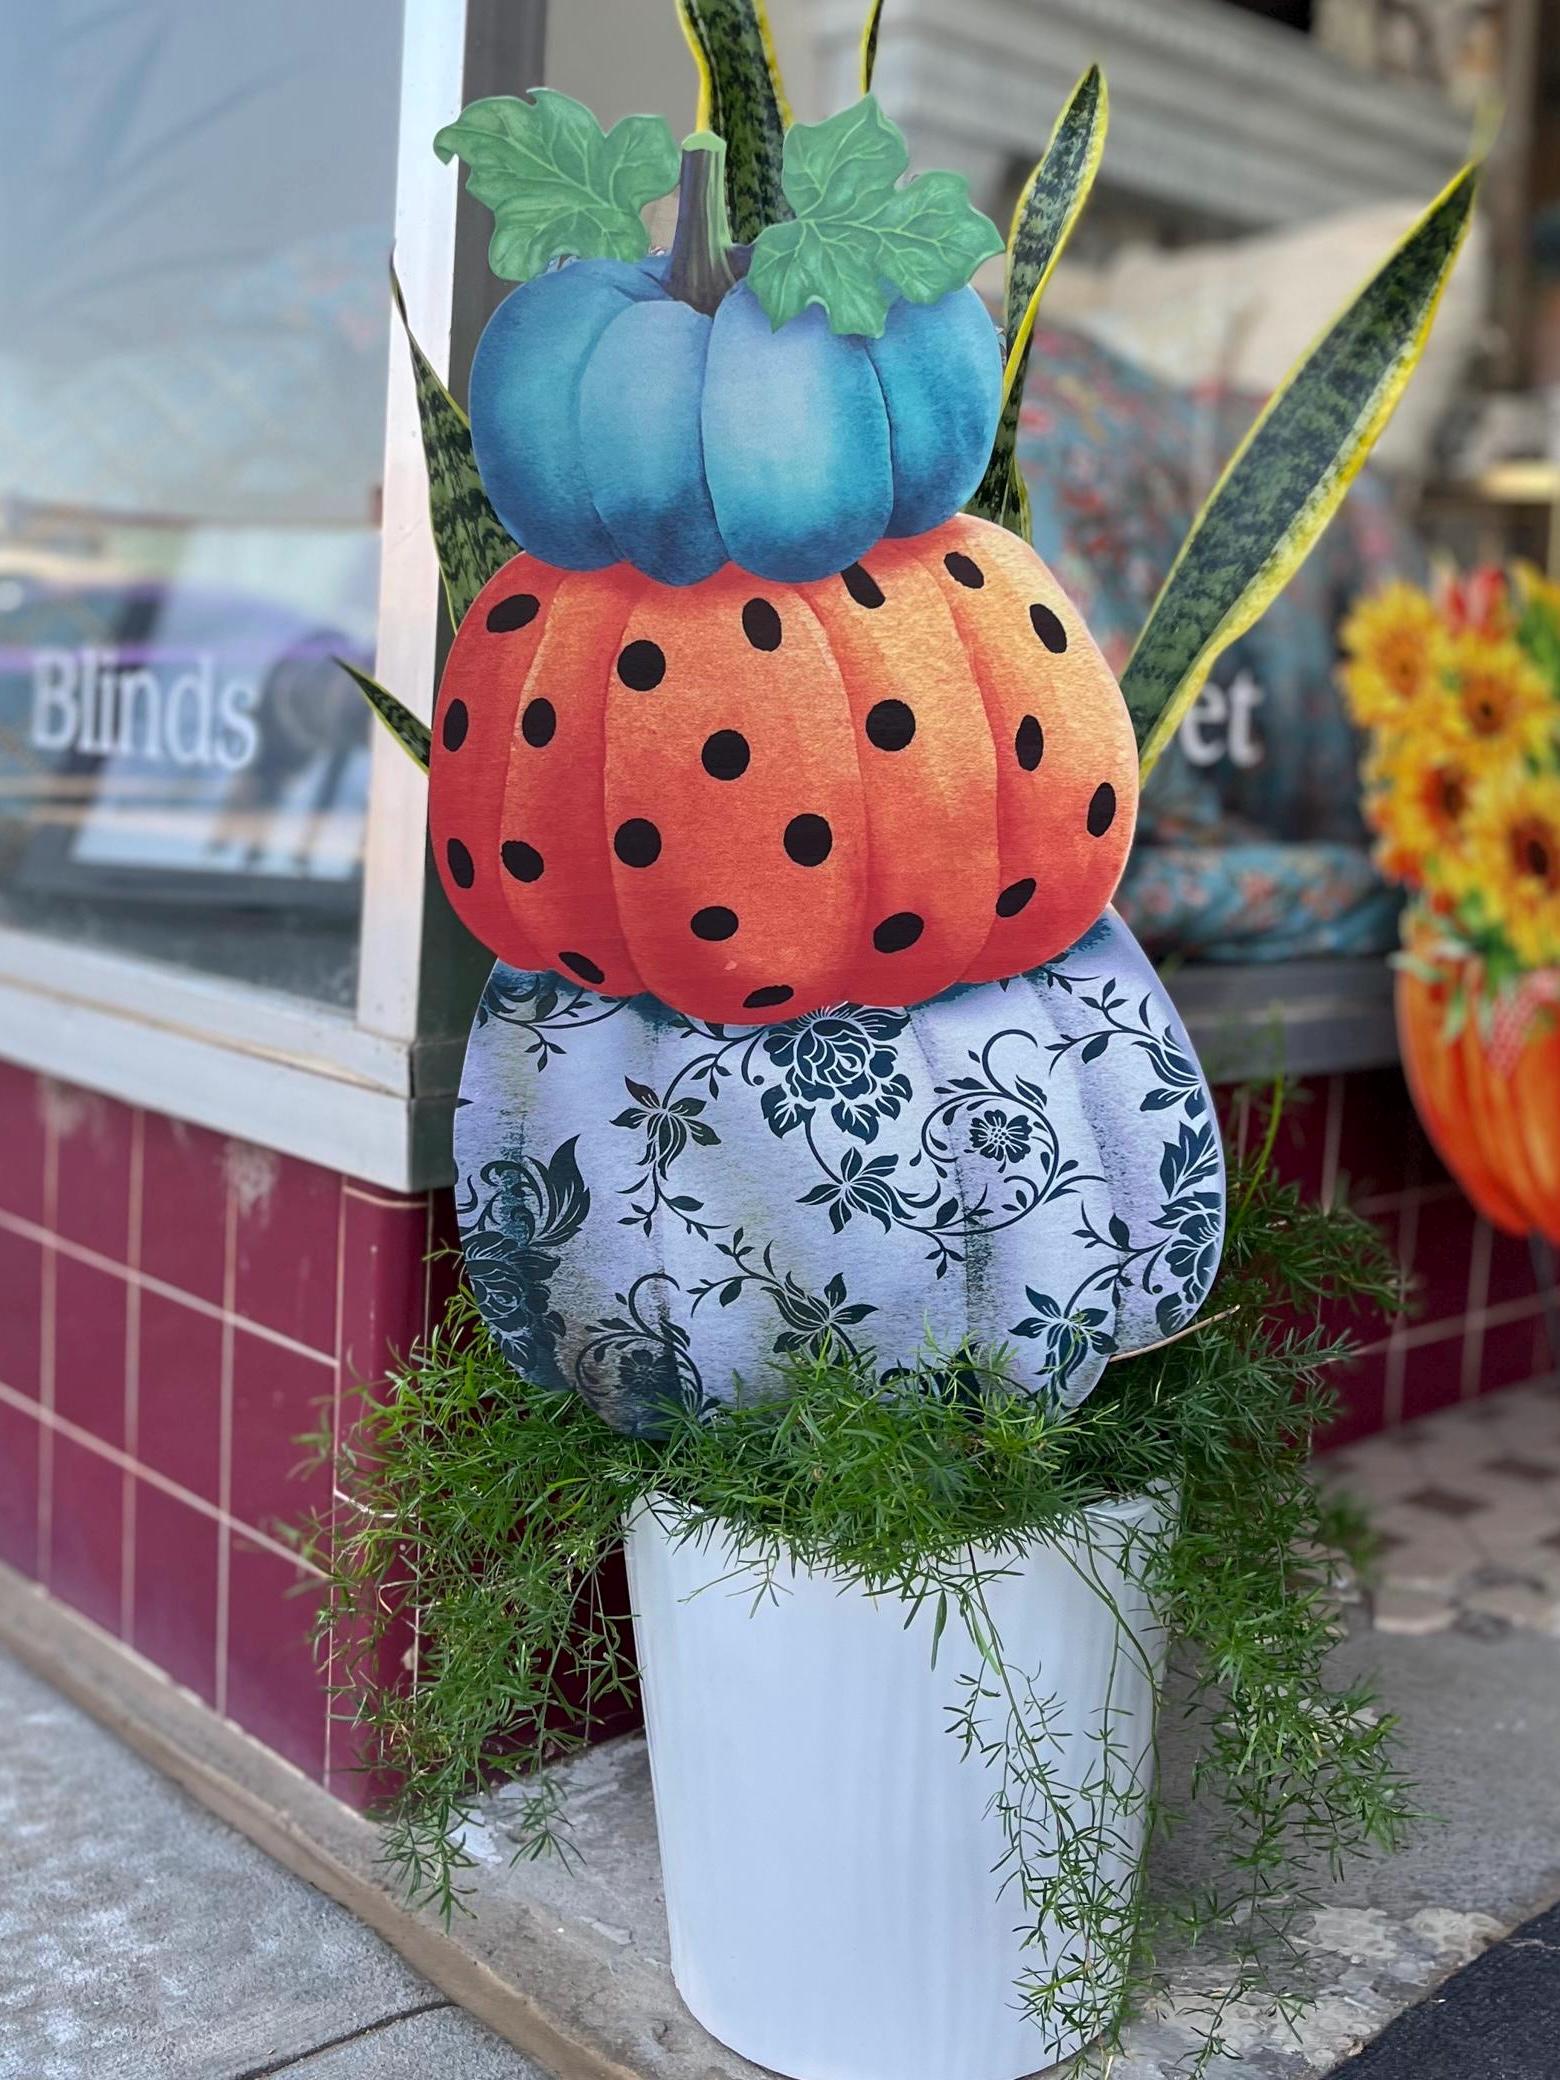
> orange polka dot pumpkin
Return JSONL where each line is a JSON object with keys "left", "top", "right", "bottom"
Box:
{"left": 429, "top": 514, "right": 1138, "bottom": 1023}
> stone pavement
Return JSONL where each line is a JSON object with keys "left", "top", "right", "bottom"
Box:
{"left": 0, "top": 1649, "right": 543, "bottom": 2080}
{"left": 1318, "top": 1379, "right": 1560, "bottom": 1639}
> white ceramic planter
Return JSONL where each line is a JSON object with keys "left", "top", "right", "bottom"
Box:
{"left": 624, "top": 1493, "right": 1170, "bottom": 2080}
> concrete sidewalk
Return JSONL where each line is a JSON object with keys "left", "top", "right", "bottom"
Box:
{"left": 0, "top": 1649, "right": 544, "bottom": 2080}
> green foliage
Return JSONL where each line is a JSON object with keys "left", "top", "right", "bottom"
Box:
{"left": 336, "top": 660, "right": 429, "bottom": 773}
{"left": 966, "top": 65, "right": 1108, "bottom": 542}
{"left": 389, "top": 270, "right": 516, "bottom": 631}
{"left": 434, "top": 90, "right": 681, "bottom": 282}
{"left": 747, "top": 98, "right": 1001, "bottom": 337}
{"left": 307, "top": 1112, "right": 1407, "bottom": 2073}
{"left": 677, "top": 0, "right": 793, "bottom": 243}
{"left": 1124, "top": 163, "right": 1480, "bottom": 776}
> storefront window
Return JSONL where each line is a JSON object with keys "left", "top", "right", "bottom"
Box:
{"left": 0, "top": 0, "right": 405, "bottom": 1006}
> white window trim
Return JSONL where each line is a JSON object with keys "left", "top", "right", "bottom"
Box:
{"left": 0, "top": 0, "right": 544, "bottom": 1192}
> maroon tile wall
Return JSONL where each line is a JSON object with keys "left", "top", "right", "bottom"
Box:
{"left": 136, "top": 1294, "right": 223, "bottom": 1500}
{"left": 225, "top": 1531, "right": 331, "bottom": 1783}
{"left": 48, "top": 1433, "right": 124, "bottom": 1638}
{"left": 139, "top": 1113, "right": 228, "bottom": 1301}
{"left": 0, "top": 1053, "right": 1554, "bottom": 1799}
{"left": 1231, "top": 1072, "right": 1560, "bottom": 1449}
{"left": 131, "top": 1482, "right": 221, "bottom": 1708}
{"left": 0, "top": 1396, "right": 39, "bottom": 1575}
{"left": 52, "top": 1258, "right": 129, "bottom": 1446}
{"left": 0, "top": 1063, "right": 440, "bottom": 1807}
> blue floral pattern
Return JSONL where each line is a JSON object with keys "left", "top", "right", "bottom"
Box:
{"left": 455, "top": 910, "right": 1225, "bottom": 1436}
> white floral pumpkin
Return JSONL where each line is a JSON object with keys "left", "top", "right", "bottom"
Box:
{"left": 455, "top": 910, "right": 1224, "bottom": 1435}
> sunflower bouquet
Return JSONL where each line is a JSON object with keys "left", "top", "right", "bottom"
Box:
{"left": 1339, "top": 566, "right": 1560, "bottom": 1240}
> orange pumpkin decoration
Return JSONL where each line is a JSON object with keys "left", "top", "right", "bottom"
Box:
{"left": 1396, "top": 938, "right": 1560, "bottom": 1243}
{"left": 429, "top": 514, "right": 1138, "bottom": 1023}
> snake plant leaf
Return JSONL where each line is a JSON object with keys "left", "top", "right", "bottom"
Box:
{"left": 1124, "top": 162, "right": 1480, "bottom": 776}
{"left": 860, "top": 0, "right": 885, "bottom": 93}
{"left": 965, "top": 65, "right": 1108, "bottom": 540}
{"left": 677, "top": 0, "right": 792, "bottom": 243}
{"left": 748, "top": 97, "right": 1002, "bottom": 336}
{"left": 337, "top": 658, "right": 430, "bottom": 773}
{"left": 390, "top": 268, "right": 518, "bottom": 631}
{"left": 433, "top": 90, "right": 680, "bottom": 280}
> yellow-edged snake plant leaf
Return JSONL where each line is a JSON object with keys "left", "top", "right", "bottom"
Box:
{"left": 860, "top": 0, "right": 885, "bottom": 93}
{"left": 965, "top": 66, "right": 1107, "bottom": 541}
{"left": 677, "top": 0, "right": 793, "bottom": 243}
{"left": 336, "top": 658, "right": 430, "bottom": 773}
{"left": 1124, "top": 161, "right": 1480, "bottom": 776}
{"left": 390, "top": 267, "right": 517, "bottom": 631}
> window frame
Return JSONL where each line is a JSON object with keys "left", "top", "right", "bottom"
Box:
{"left": 0, "top": 0, "right": 545, "bottom": 1191}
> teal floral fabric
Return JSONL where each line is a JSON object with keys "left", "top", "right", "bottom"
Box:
{"left": 1121, "top": 843, "right": 1403, "bottom": 964}
{"left": 455, "top": 909, "right": 1225, "bottom": 1436}
{"left": 1015, "top": 324, "right": 1424, "bottom": 963}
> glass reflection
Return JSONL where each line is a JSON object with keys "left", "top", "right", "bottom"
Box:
{"left": 0, "top": 0, "right": 405, "bottom": 1004}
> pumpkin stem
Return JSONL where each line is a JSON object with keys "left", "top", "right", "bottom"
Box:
{"left": 664, "top": 132, "right": 738, "bottom": 315}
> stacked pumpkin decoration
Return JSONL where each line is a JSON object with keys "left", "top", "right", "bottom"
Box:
{"left": 353, "top": 28, "right": 1473, "bottom": 1435}
{"left": 413, "top": 82, "right": 1224, "bottom": 1433}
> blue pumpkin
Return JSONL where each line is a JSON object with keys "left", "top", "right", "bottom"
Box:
{"left": 455, "top": 910, "right": 1225, "bottom": 1436}
{"left": 468, "top": 260, "right": 1002, "bottom": 585}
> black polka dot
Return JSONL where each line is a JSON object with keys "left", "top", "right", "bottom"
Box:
{"left": 445, "top": 838, "right": 474, "bottom": 890}
{"left": 440, "top": 699, "right": 469, "bottom": 752}
{"left": 842, "top": 562, "right": 885, "bottom": 609}
{"left": 560, "top": 950, "right": 605, "bottom": 985}
{"left": 691, "top": 905, "right": 738, "bottom": 941}
{"left": 744, "top": 985, "right": 794, "bottom": 1010}
{"left": 702, "top": 729, "right": 750, "bottom": 780}
{"left": 1087, "top": 782, "right": 1117, "bottom": 837}
{"left": 873, "top": 911, "right": 924, "bottom": 954}
{"left": 501, "top": 840, "right": 543, "bottom": 883}
{"left": 742, "top": 598, "right": 782, "bottom": 650}
{"left": 784, "top": 814, "right": 833, "bottom": 867}
{"left": 1029, "top": 602, "right": 1068, "bottom": 652}
{"left": 486, "top": 592, "right": 540, "bottom": 634}
{"left": 521, "top": 697, "right": 556, "bottom": 748}
{"left": 1015, "top": 715, "right": 1044, "bottom": 771}
{"left": 614, "top": 818, "right": 661, "bottom": 868}
{"left": 865, "top": 699, "right": 916, "bottom": 752}
{"left": 944, "top": 551, "right": 984, "bottom": 589}
{"left": 617, "top": 639, "right": 666, "bottom": 691}
{"left": 995, "top": 877, "right": 1035, "bottom": 917}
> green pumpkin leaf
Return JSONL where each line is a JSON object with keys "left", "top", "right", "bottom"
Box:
{"left": 336, "top": 659, "right": 430, "bottom": 773}
{"left": 390, "top": 268, "right": 517, "bottom": 630}
{"left": 677, "top": 0, "right": 792, "bottom": 243}
{"left": 749, "top": 219, "right": 892, "bottom": 336}
{"left": 965, "top": 65, "right": 1108, "bottom": 540}
{"left": 878, "top": 171, "right": 1004, "bottom": 302}
{"left": 1123, "top": 163, "right": 1480, "bottom": 776}
{"left": 433, "top": 89, "right": 680, "bottom": 282}
{"left": 747, "top": 96, "right": 1002, "bottom": 337}
{"left": 783, "top": 94, "right": 904, "bottom": 215}
{"left": 860, "top": 0, "right": 886, "bottom": 93}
